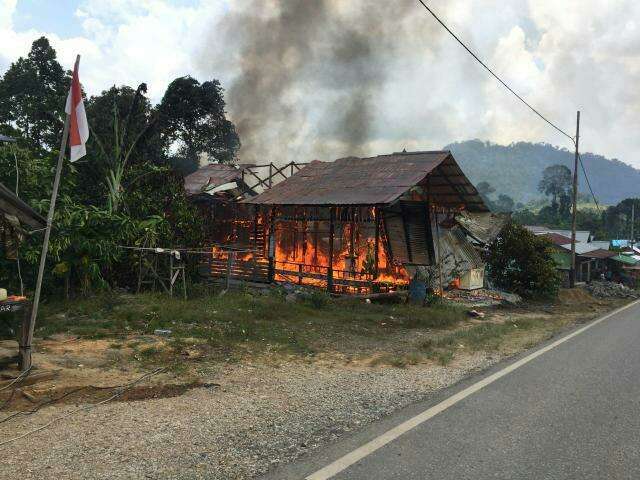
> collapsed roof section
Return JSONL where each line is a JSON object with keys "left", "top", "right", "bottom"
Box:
{"left": 243, "top": 151, "right": 488, "bottom": 211}
{"left": 184, "top": 164, "right": 256, "bottom": 199}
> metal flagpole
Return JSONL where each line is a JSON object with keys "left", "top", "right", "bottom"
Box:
{"left": 19, "top": 56, "right": 78, "bottom": 371}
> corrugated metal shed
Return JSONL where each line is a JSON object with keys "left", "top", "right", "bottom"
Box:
{"left": 184, "top": 164, "right": 244, "bottom": 195}
{"left": 243, "top": 151, "right": 487, "bottom": 210}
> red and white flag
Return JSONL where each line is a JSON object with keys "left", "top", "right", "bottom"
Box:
{"left": 65, "top": 57, "right": 89, "bottom": 162}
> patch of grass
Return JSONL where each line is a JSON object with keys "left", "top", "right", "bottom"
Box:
{"left": 421, "top": 317, "right": 558, "bottom": 365}
{"left": 35, "top": 290, "right": 469, "bottom": 368}
{"left": 370, "top": 351, "right": 425, "bottom": 368}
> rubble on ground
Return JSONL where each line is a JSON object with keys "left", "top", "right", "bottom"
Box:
{"left": 585, "top": 281, "right": 639, "bottom": 299}
{"left": 445, "top": 288, "right": 522, "bottom": 307}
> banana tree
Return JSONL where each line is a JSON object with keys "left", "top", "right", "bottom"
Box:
{"left": 89, "top": 83, "right": 158, "bottom": 213}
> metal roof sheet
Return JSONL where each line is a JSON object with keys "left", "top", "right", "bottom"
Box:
{"left": 611, "top": 253, "right": 638, "bottom": 265}
{"left": 580, "top": 248, "right": 616, "bottom": 259}
{"left": 527, "top": 226, "right": 591, "bottom": 244}
{"left": 184, "top": 164, "right": 243, "bottom": 195}
{"left": 559, "top": 242, "right": 612, "bottom": 255}
{"left": 454, "top": 211, "right": 510, "bottom": 244}
{"left": 244, "top": 151, "right": 487, "bottom": 209}
{"left": 538, "top": 232, "right": 573, "bottom": 246}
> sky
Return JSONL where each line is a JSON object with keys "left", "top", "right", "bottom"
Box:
{"left": 1, "top": 0, "right": 639, "bottom": 168}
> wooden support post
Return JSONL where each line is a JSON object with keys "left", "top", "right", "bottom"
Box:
{"left": 424, "top": 202, "right": 436, "bottom": 262}
{"left": 374, "top": 206, "right": 380, "bottom": 279}
{"left": 253, "top": 205, "right": 259, "bottom": 251}
{"left": 226, "top": 251, "right": 235, "bottom": 290}
{"left": 327, "top": 207, "right": 336, "bottom": 293}
{"left": 268, "top": 207, "right": 276, "bottom": 282}
{"left": 348, "top": 208, "right": 356, "bottom": 278}
{"left": 269, "top": 163, "right": 273, "bottom": 189}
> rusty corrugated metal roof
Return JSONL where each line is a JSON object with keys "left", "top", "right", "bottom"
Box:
{"left": 243, "top": 151, "right": 486, "bottom": 209}
{"left": 184, "top": 164, "right": 243, "bottom": 195}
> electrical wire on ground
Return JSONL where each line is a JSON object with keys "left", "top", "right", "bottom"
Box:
{"left": 0, "top": 366, "right": 32, "bottom": 392}
{"left": 0, "top": 367, "right": 166, "bottom": 447}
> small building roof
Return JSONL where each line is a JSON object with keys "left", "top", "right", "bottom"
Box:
{"left": 558, "top": 242, "right": 607, "bottom": 255}
{"left": 244, "top": 151, "right": 488, "bottom": 210}
{"left": 539, "top": 232, "right": 573, "bottom": 246}
{"left": 526, "top": 226, "right": 591, "bottom": 244}
{"left": 611, "top": 253, "right": 639, "bottom": 266}
{"left": 0, "top": 182, "right": 46, "bottom": 229}
{"left": 580, "top": 249, "right": 616, "bottom": 259}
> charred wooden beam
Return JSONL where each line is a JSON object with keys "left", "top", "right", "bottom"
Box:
{"left": 267, "top": 207, "right": 276, "bottom": 282}
{"left": 327, "top": 207, "right": 336, "bottom": 292}
{"left": 374, "top": 206, "right": 380, "bottom": 280}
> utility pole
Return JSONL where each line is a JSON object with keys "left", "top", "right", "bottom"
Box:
{"left": 569, "top": 111, "right": 580, "bottom": 288}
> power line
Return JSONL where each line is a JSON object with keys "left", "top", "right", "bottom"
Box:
{"left": 416, "top": 0, "right": 576, "bottom": 144}
{"left": 416, "top": 1, "right": 603, "bottom": 211}
{"left": 0, "top": 367, "right": 166, "bottom": 447}
{"left": 578, "top": 153, "right": 601, "bottom": 213}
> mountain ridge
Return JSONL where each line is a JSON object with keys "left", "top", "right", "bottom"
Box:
{"left": 445, "top": 140, "right": 640, "bottom": 205}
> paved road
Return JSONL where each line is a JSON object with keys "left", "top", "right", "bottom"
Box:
{"left": 265, "top": 301, "right": 640, "bottom": 480}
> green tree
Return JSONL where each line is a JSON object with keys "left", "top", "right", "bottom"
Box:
{"left": 538, "top": 164, "right": 572, "bottom": 217}
{"left": 604, "top": 198, "right": 640, "bottom": 240}
{"left": 486, "top": 222, "right": 561, "bottom": 299}
{"left": 494, "top": 194, "right": 515, "bottom": 213}
{"left": 159, "top": 76, "right": 240, "bottom": 173}
{"left": 0, "top": 37, "right": 68, "bottom": 151}
{"left": 85, "top": 84, "right": 160, "bottom": 212}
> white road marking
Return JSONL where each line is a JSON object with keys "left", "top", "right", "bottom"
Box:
{"left": 306, "top": 300, "right": 640, "bottom": 480}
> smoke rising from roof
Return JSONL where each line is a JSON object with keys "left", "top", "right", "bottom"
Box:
{"left": 204, "top": 0, "right": 436, "bottom": 164}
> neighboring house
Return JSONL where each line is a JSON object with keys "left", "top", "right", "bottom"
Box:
{"left": 527, "top": 225, "right": 617, "bottom": 284}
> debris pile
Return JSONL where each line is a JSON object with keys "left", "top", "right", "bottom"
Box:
{"left": 585, "top": 281, "right": 639, "bottom": 299}
{"left": 444, "top": 288, "right": 521, "bottom": 307}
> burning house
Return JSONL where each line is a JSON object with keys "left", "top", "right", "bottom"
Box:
{"left": 202, "top": 150, "right": 507, "bottom": 294}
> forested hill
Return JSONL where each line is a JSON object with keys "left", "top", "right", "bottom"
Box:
{"left": 445, "top": 140, "right": 640, "bottom": 205}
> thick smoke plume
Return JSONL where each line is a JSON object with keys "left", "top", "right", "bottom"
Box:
{"left": 203, "top": 0, "right": 438, "bottom": 164}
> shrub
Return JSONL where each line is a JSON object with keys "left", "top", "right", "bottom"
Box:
{"left": 486, "top": 222, "right": 561, "bottom": 299}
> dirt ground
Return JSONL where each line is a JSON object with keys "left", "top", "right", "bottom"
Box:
{"left": 0, "top": 289, "right": 628, "bottom": 479}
